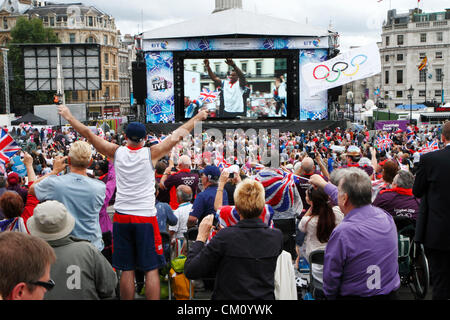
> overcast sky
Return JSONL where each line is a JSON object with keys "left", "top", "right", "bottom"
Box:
{"left": 52, "top": 0, "right": 449, "bottom": 49}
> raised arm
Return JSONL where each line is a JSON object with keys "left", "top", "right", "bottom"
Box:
{"left": 58, "top": 105, "right": 119, "bottom": 159}
{"left": 214, "top": 170, "right": 229, "bottom": 211}
{"left": 204, "top": 59, "right": 222, "bottom": 87}
{"left": 150, "top": 110, "right": 208, "bottom": 166}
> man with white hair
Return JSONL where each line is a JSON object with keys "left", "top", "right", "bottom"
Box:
{"left": 29, "top": 141, "right": 106, "bottom": 252}
{"left": 160, "top": 154, "right": 199, "bottom": 210}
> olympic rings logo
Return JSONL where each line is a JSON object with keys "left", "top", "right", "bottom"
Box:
{"left": 312, "top": 54, "right": 368, "bottom": 83}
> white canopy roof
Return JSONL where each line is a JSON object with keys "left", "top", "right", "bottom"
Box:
{"left": 143, "top": 9, "right": 330, "bottom": 40}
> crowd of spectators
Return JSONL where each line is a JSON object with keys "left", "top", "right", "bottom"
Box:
{"left": 0, "top": 113, "right": 448, "bottom": 301}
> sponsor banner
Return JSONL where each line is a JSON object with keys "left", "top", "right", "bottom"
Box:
{"left": 145, "top": 52, "right": 175, "bottom": 123}
{"left": 301, "top": 43, "right": 381, "bottom": 96}
{"left": 143, "top": 37, "right": 329, "bottom": 51}
{"left": 375, "top": 120, "right": 408, "bottom": 132}
{"left": 299, "top": 49, "right": 328, "bottom": 120}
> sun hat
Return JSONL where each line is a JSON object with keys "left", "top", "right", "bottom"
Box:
{"left": 27, "top": 200, "right": 75, "bottom": 241}
{"left": 345, "top": 145, "right": 361, "bottom": 157}
{"left": 125, "top": 122, "right": 146, "bottom": 143}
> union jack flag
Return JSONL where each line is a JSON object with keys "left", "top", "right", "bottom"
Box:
{"left": 419, "top": 140, "right": 439, "bottom": 154}
{"left": 255, "top": 168, "right": 303, "bottom": 214}
{"left": 0, "top": 130, "right": 21, "bottom": 164}
{"left": 376, "top": 136, "right": 393, "bottom": 151}
{"left": 406, "top": 126, "right": 414, "bottom": 136}
{"left": 198, "top": 88, "right": 220, "bottom": 104}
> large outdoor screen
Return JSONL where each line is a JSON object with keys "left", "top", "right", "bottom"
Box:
{"left": 181, "top": 56, "right": 289, "bottom": 120}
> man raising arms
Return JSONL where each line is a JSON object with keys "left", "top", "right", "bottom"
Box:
{"left": 57, "top": 105, "right": 208, "bottom": 300}
{"left": 204, "top": 58, "right": 248, "bottom": 117}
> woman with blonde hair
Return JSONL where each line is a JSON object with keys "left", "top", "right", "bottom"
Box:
{"left": 185, "top": 178, "right": 283, "bottom": 300}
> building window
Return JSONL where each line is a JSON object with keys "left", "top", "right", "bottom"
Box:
{"left": 435, "top": 90, "right": 442, "bottom": 97}
{"left": 386, "top": 36, "right": 390, "bottom": 46}
{"left": 256, "top": 62, "right": 262, "bottom": 75}
{"left": 3, "top": 17, "right": 7, "bottom": 29}
{"left": 436, "top": 68, "right": 443, "bottom": 82}
{"left": 86, "top": 36, "right": 96, "bottom": 43}
{"left": 192, "top": 65, "right": 197, "bottom": 72}
{"left": 419, "top": 69, "right": 426, "bottom": 82}
{"left": 385, "top": 70, "right": 389, "bottom": 84}
{"left": 397, "top": 54, "right": 404, "bottom": 61}
{"left": 88, "top": 16, "right": 93, "bottom": 27}
{"left": 72, "top": 91, "right": 78, "bottom": 100}
{"left": 436, "top": 52, "right": 443, "bottom": 59}
{"left": 419, "top": 90, "right": 426, "bottom": 97}
{"left": 396, "top": 90, "right": 403, "bottom": 98}
{"left": 105, "top": 69, "right": 109, "bottom": 80}
{"left": 104, "top": 35, "right": 108, "bottom": 45}
{"left": 104, "top": 53, "right": 109, "bottom": 64}
{"left": 419, "top": 52, "right": 426, "bottom": 59}
{"left": 437, "top": 32, "right": 443, "bottom": 42}
{"left": 105, "top": 86, "right": 110, "bottom": 97}
{"left": 420, "top": 33, "right": 427, "bottom": 43}
{"left": 69, "top": 33, "right": 76, "bottom": 43}
{"left": 397, "top": 35, "right": 404, "bottom": 45}
{"left": 50, "top": 16, "right": 55, "bottom": 26}
{"left": 385, "top": 55, "right": 389, "bottom": 62}
{"left": 241, "top": 62, "right": 247, "bottom": 73}
{"left": 215, "top": 64, "right": 220, "bottom": 74}
{"left": 397, "top": 70, "right": 403, "bottom": 84}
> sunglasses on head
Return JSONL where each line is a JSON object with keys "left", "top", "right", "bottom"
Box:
{"left": 28, "top": 279, "right": 55, "bottom": 291}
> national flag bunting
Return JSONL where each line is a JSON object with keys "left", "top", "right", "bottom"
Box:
{"left": 198, "top": 88, "right": 220, "bottom": 104}
{"left": 0, "top": 129, "right": 21, "bottom": 164}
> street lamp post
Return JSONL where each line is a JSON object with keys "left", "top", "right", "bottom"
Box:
{"left": 103, "top": 92, "right": 109, "bottom": 119}
{"left": 408, "top": 85, "right": 414, "bottom": 124}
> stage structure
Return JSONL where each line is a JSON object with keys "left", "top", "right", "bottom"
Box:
{"left": 139, "top": 8, "right": 339, "bottom": 124}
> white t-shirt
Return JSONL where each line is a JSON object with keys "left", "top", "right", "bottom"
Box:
{"left": 222, "top": 79, "right": 245, "bottom": 113}
{"left": 114, "top": 146, "right": 156, "bottom": 217}
{"left": 169, "top": 202, "right": 192, "bottom": 239}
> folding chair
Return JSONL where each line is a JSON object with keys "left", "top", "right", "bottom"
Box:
{"left": 160, "top": 231, "right": 172, "bottom": 300}
{"left": 183, "top": 227, "right": 198, "bottom": 299}
{"left": 308, "top": 249, "right": 326, "bottom": 300}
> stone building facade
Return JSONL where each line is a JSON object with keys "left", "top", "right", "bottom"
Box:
{"left": 0, "top": 0, "right": 133, "bottom": 118}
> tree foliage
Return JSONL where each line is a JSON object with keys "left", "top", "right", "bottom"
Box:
{"left": 7, "top": 16, "right": 61, "bottom": 116}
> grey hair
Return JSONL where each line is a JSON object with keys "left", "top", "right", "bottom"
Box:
{"left": 330, "top": 168, "right": 348, "bottom": 186}
{"left": 393, "top": 170, "right": 414, "bottom": 189}
{"left": 176, "top": 186, "right": 193, "bottom": 203}
{"left": 339, "top": 167, "right": 372, "bottom": 208}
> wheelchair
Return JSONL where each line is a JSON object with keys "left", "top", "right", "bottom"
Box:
{"left": 394, "top": 216, "right": 430, "bottom": 300}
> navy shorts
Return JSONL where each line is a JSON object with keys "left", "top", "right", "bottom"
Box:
{"left": 112, "top": 212, "right": 165, "bottom": 272}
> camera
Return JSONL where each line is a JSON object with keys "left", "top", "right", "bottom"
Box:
{"left": 213, "top": 215, "right": 220, "bottom": 229}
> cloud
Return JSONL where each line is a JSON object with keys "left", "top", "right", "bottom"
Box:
{"left": 37, "top": 0, "right": 450, "bottom": 47}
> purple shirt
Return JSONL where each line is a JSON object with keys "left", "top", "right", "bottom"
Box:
{"left": 99, "top": 161, "right": 115, "bottom": 234}
{"left": 372, "top": 189, "right": 420, "bottom": 220}
{"left": 323, "top": 183, "right": 400, "bottom": 299}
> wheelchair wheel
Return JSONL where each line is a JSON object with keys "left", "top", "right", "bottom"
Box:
{"left": 409, "top": 242, "right": 429, "bottom": 300}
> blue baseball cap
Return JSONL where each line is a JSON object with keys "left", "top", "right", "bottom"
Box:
{"left": 125, "top": 122, "right": 146, "bottom": 142}
{"left": 200, "top": 165, "right": 220, "bottom": 180}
